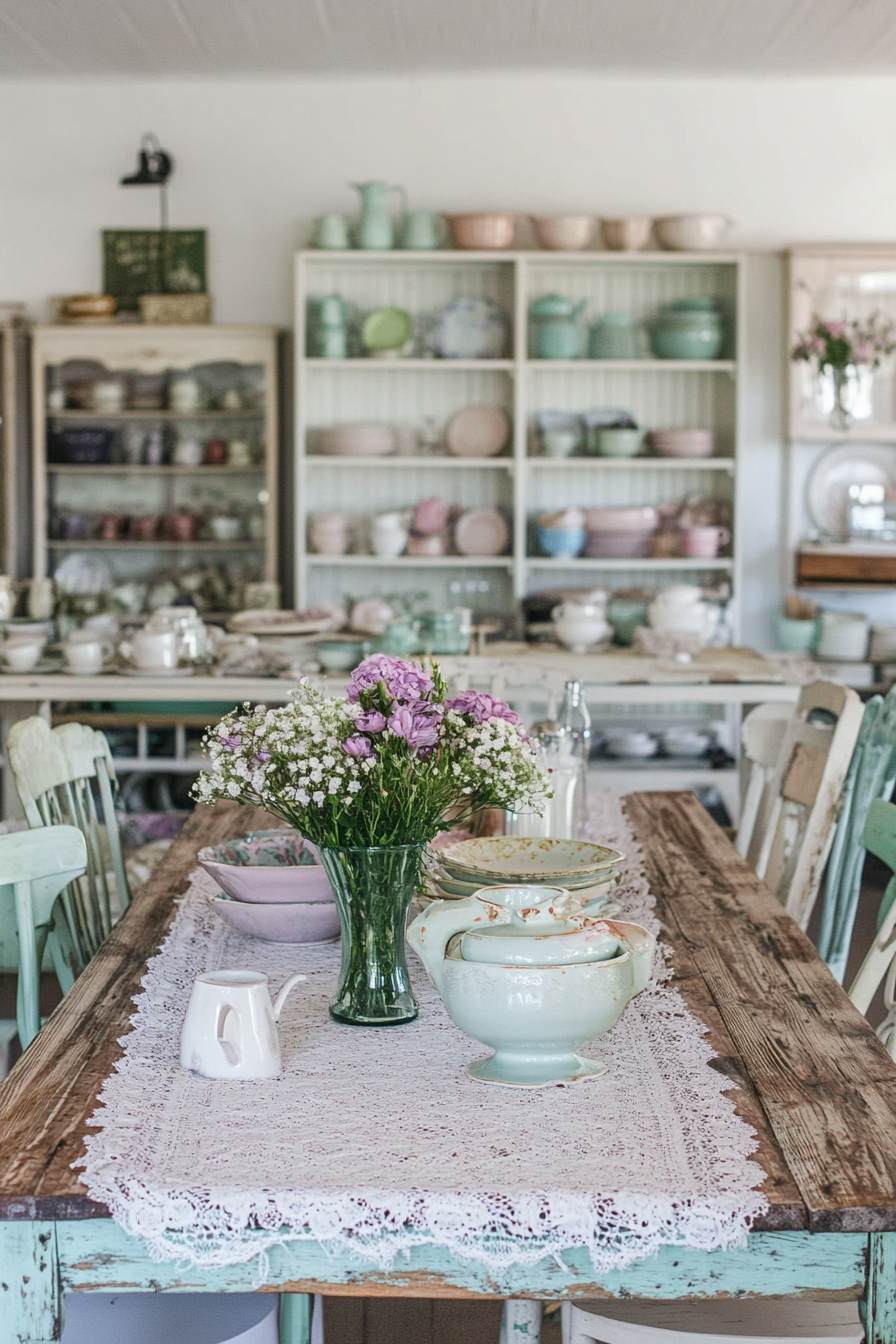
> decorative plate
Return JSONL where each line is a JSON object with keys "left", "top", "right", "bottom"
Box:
{"left": 434, "top": 297, "right": 508, "bottom": 360}
{"left": 454, "top": 508, "right": 510, "bottom": 556}
{"left": 361, "top": 306, "right": 413, "bottom": 353}
{"left": 445, "top": 405, "right": 511, "bottom": 457}
{"left": 227, "top": 607, "right": 340, "bottom": 636}
{"left": 806, "top": 442, "right": 896, "bottom": 538}
{"left": 438, "top": 836, "right": 624, "bottom": 881}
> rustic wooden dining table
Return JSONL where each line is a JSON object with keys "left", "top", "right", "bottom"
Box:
{"left": 2, "top": 792, "right": 896, "bottom": 1344}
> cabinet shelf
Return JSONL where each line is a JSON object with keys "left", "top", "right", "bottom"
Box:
{"left": 528, "top": 457, "right": 736, "bottom": 472}
{"left": 304, "top": 358, "right": 515, "bottom": 372}
{"left": 48, "top": 540, "right": 265, "bottom": 551}
{"left": 305, "top": 555, "right": 513, "bottom": 568}
{"left": 47, "top": 409, "right": 263, "bottom": 421}
{"left": 46, "top": 464, "right": 265, "bottom": 475}
{"left": 304, "top": 456, "right": 513, "bottom": 470}
{"left": 526, "top": 359, "right": 736, "bottom": 373}
{"left": 526, "top": 557, "right": 734, "bottom": 572}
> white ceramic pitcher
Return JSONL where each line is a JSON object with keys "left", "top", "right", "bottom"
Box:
{"left": 180, "top": 969, "right": 306, "bottom": 1079}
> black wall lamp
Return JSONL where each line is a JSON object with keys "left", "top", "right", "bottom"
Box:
{"left": 120, "top": 133, "right": 174, "bottom": 229}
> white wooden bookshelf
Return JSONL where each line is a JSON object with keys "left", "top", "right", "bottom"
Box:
{"left": 294, "top": 250, "right": 744, "bottom": 629}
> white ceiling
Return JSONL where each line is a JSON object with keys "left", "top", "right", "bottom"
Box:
{"left": 3, "top": 0, "right": 896, "bottom": 77}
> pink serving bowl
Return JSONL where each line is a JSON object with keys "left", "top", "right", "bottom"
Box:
{"left": 649, "top": 430, "right": 714, "bottom": 458}
{"left": 585, "top": 529, "right": 656, "bottom": 559}
{"left": 209, "top": 896, "right": 340, "bottom": 944}
{"left": 199, "top": 830, "right": 334, "bottom": 904}
{"left": 449, "top": 213, "right": 516, "bottom": 250}
{"left": 584, "top": 506, "right": 659, "bottom": 532}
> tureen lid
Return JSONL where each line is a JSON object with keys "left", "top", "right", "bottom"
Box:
{"left": 459, "top": 886, "right": 622, "bottom": 967}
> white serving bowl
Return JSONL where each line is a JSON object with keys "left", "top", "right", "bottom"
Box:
{"left": 599, "top": 217, "right": 652, "bottom": 252}
{"left": 653, "top": 214, "right": 731, "bottom": 251}
{"left": 603, "top": 731, "right": 658, "bottom": 759}
{"left": 531, "top": 214, "right": 596, "bottom": 251}
{"left": 661, "top": 728, "right": 713, "bottom": 757}
{"left": 209, "top": 895, "right": 340, "bottom": 943}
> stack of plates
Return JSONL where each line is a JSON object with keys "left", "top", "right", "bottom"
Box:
{"left": 649, "top": 429, "right": 714, "bottom": 458}
{"left": 425, "top": 836, "right": 624, "bottom": 905}
{"left": 317, "top": 424, "right": 397, "bottom": 457}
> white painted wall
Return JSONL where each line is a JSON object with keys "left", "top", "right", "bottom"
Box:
{"left": 2, "top": 73, "right": 896, "bottom": 645}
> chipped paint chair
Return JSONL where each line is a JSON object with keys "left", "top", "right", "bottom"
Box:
{"left": 7, "top": 717, "right": 131, "bottom": 969}
{"left": 735, "top": 681, "right": 863, "bottom": 931}
{"left": 0, "top": 825, "right": 86, "bottom": 1049}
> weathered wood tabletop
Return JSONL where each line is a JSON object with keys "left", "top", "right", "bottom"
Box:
{"left": 2, "top": 793, "right": 896, "bottom": 1344}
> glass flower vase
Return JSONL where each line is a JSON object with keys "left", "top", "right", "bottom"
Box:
{"left": 318, "top": 843, "right": 421, "bottom": 1026}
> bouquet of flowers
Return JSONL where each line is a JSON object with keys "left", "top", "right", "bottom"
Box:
{"left": 194, "top": 655, "right": 549, "bottom": 848}
{"left": 791, "top": 312, "right": 896, "bottom": 371}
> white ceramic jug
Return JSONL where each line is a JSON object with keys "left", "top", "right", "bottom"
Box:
{"left": 180, "top": 969, "right": 306, "bottom": 1080}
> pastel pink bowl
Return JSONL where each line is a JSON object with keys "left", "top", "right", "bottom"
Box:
{"left": 209, "top": 896, "right": 340, "bottom": 944}
{"left": 584, "top": 506, "right": 659, "bottom": 532}
{"left": 585, "top": 529, "right": 655, "bottom": 559}
{"left": 198, "top": 832, "right": 334, "bottom": 904}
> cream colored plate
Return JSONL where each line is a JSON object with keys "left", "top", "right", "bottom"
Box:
{"left": 438, "top": 836, "right": 624, "bottom": 881}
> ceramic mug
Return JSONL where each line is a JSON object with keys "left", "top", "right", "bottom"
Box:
{"left": 227, "top": 439, "right": 253, "bottom": 468}
{"left": 400, "top": 210, "right": 445, "bottom": 250}
{"left": 118, "top": 629, "right": 179, "bottom": 672}
{"left": 314, "top": 213, "right": 351, "bottom": 250}
{"left": 91, "top": 380, "right": 124, "bottom": 412}
{"left": 64, "top": 638, "right": 103, "bottom": 674}
{"left": 2, "top": 640, "right": 43, "bottom": 671}
{"left": 27, "top": 578, "right": 54, "bottom": 620}
{"left": 180, "top": 969, "right": 306, "bottom": 1080}
{"left": 681, "top": 525, "right": 730, "bottom": 559}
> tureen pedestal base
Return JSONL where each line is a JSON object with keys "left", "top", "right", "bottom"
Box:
{"left": 468, "top": 1049, "right": 607, "bottom": 1088}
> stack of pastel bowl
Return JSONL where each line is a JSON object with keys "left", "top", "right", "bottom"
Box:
{"left": 199, "top": 830, "right": 340, "bottom": 943}
{"left": 425, "top": 836, "right": 624, "bottom": 910}
{"left": 584, "top": 506, "right": 659, "bottom": 559}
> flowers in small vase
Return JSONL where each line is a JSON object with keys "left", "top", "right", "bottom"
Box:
{"left": 193, "top": 654, "right": 550, "bottom": 848}
{"left": 791, "top": 312, "right": 895, "bottom": 430}
{"left": 791, "top": 312, "right": 896, "bottom": 372}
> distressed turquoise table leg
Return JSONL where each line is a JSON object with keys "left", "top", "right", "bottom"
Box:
{"left": 0, "top": 1221, "right": 61, "bottom": 1344}
{"left": 866, "top": 1232, "right": 896, "bottom": 1344}
{"left": 279, "top": 1292, "right": 312, "bottom": 1344}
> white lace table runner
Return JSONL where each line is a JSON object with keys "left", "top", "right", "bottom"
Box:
{"left": 78, "top": 793, "right": 768, "bottom": 1274}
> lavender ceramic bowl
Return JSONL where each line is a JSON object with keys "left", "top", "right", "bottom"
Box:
{"left": 199, "top": 830, "right": 334, "bottom": 904}
{"left": 209, "top": 895, "right": 340, "bottom": 944}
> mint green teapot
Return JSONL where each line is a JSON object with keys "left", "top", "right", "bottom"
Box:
{"left": 530, "top": 294, "right": 588, "bottom": 360}
{"left": 351, "top": 181, "right": 407, "bottom": 250}
{"left": 407, "top": 885, "right": 655, "bottom": 1087}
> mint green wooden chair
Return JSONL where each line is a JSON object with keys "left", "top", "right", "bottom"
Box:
{"left": 0, "top": 825, "right": 86, "bottom": 1050}
{"left": 816, "top": 686, "right": 896, "bottom": 982}
{"left": 847, "top": 798, "right": 896, "bottom": 1059}
{"left": 7, "top": 717, "right": 131, "bottom": 968}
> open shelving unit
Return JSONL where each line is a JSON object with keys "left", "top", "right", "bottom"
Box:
{"left": 294, "top": 250, "right": 744, "bottom": 629}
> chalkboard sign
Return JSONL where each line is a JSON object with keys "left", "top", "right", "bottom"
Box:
{"left": 102, "top": 230, "right": 207, "bottom": 313}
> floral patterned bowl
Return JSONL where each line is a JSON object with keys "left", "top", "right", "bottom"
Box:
{"left": 199, "top": 830, "right": 334, "bottom": 904}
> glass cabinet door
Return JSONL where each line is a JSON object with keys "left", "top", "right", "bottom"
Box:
{"left": 42, "top": 351, "right": 274, "bottom": 616}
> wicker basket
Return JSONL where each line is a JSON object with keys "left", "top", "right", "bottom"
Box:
{"left": 138, "top": 293, "right": 211, "bottom": 325}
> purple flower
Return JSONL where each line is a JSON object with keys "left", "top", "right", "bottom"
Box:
{"left": 388, "top": 704, "right": 442, "bottom": 752}
{"left": 348, "top": 655, "right": 435, "bottom": 705}
{"left": 220, "top": 732, "right": 243, "bottom": 752}
{"left": 255, "top": 749, "right": 271, "bottom": 763}
{"left": 354, "top": 710, "right": 386, "bottom": 733}
{"left": 342, "top": 734, "right": 373, "bottom": 758}
{"left": 445, "top": 689, "right": 522, "bottom": 727}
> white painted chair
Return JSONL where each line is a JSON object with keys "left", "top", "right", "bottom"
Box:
{"left": 562, "top": 1296, "right": 863, "bottom": 1344}
{"left": 7, "top": 717, "right": 131, "bottom": 967}
{"left": 736, "top": 681, "right": 864, "bottom": 931}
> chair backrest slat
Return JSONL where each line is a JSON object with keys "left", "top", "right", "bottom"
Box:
{"left": 848, "top": 799, "right": 896, "bottom": 1057}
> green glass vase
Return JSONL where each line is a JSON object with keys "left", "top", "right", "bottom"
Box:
{"left": 318, "top": 843, "right": 422, "bottom": 1026}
